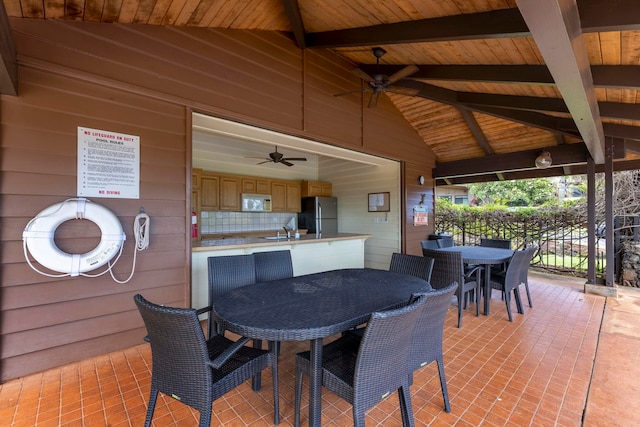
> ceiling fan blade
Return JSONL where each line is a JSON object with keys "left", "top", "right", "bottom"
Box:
{"left": 387, "top": 85, "right": 420, "bottom": 96}
{"left": 280, "top": 160, "right": 294, "bottom": 167}
{"left": 351, "top": 68, "right": 376, "bottom": 83}
{"left": 284, "top": 157, "right": 307, "bottom": 161}
{"left": 368, "top": 91, "right": 380, "bottom": 108}
{"left": 333, "top": 88, "right": 367, "bottom": 97}
{"left": 387, "top": 65, "right": 419, "bottom": 84}
{"left": 256, "top": 160, "right": 271, "bottom": 165}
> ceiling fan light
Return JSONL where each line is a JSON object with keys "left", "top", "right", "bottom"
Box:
{"left": 535, "top": 150, "right": 553, "bottom": 169}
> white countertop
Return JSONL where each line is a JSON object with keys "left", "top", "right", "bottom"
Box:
{"left": 192, "top": 233, "right": 371, "bottom": 252}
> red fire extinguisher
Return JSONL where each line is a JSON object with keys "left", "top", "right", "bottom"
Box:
{"left": 191, "top": 211, "right": 198, "bottom": 238}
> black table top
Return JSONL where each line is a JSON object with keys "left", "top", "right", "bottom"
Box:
{"left": 437, "top": 246, "right": 514, "bottom": 265}
{"left": 211, "top": 268, "right": 432, "bottom": 341}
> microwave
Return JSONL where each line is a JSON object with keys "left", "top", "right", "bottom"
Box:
{"left": 241, "top": 194, "right": 272, "bottom": 212}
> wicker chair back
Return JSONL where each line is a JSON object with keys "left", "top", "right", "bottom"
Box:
{"left": 480, "top": 238, "right": 512, "bottom": 249}
{"left": 294, "top": 294, "right": 428, "bottom": 427}
{"left": 389, "top": 252, "right": 435, "bottom": 282}
{"left": 421, "top": 248, "right": 481, "bottom": 328}
{"left": 254, "top": 250, "right": 293, "bottom": 282}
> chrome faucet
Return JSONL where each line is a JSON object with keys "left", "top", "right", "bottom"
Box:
{"left": 283, "top": 226, "right": 291, "bottom": 239}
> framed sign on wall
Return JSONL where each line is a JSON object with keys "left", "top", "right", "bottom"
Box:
{"left": 368, "top": 192, "right": 390, "bottom": 212}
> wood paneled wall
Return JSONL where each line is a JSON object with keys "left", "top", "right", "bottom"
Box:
{"left": 1, "top": 19, "right": 435, "bottom": 381}
{"left": 403, "top": 161, "right": 437, "bottom": 256}
{"left": 0, "top": 67, "right": 189, "bottom": 381}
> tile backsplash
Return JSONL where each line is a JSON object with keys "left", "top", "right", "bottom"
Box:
{"left": 200, "top": 211, "right": 298, "bottom": 234}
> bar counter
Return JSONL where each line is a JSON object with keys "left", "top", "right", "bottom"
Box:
{"left": 191, "top": 233, "right": 371, "bottom": 309}
{"left": 192, "top": 232, "right": 371, "bottom": 252}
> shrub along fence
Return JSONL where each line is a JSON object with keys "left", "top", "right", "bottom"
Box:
{"left": 434, "top": 204, "right": 607, "bottom": 279}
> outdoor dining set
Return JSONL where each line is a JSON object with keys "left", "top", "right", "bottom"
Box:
{"left": 134, "top": 238, "right": 535, "bottom": 427}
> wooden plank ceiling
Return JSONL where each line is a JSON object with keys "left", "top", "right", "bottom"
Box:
{"left": 3, "top": 0, "right": 640, "bottom": 184}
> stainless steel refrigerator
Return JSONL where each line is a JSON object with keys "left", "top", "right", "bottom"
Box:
{"left": 298, "top": 197, "right": 338, "bottom": 234}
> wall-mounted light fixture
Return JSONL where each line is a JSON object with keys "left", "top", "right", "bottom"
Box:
{"left": 535, "top": 150, "right": 552, "bottom": 169}
{"left": 418, "top": 175, "right": 425, "bottom": 185}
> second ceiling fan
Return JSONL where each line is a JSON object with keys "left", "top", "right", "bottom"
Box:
{"left": 249, "top": 146, "right": 307, "bottom": 167}
{"left": 335, "top": 47, "right": 420, "bottom": 108}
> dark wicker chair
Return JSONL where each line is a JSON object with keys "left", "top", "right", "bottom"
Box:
{"left": 518, "top": 247, "right": 536, "bottom": 307}
{"left": 436, "top": 236, "right": 455, "bottom": 248}
{"left": 207, "top": 254, "right": 271, "bottom": 390}
{"left": 254, "top": 250, "right": 294, "bottom": 282}
{"left": 421, "top": 248, "right": 482, "bottom": 328}
{"left": 390, "top": 252, "right": 435, "bottom": 282}
{"left": 489, "top": 248, "right": 535, "bottom": 321}
{"left": 409, "top": 283, "right": 458, "bottom": 413}
{"left": 294, "top": 294, "right": 428, "bottom": 427}
{"left": 420, "top": 240, "right": 439, "bottom": 250}
{"left": 480, "top": 238, "right": 512, "bottom": 249}
{"left": 254, "top": 250, "right": 293, "bottom": 355}
{"left": 480, "top": 238, "right": 512, "bottom": 273}
{"left": 207, "top": 254, "right": 256, "bottom": 338}
{"left": 134, "top": 294, "right": 280, "bottom": 427}
{"left": 348, "top": 283, "right": 459, "bottom": 413}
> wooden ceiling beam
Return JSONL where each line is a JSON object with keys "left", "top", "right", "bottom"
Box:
{"left": 394, "top": 80, "right": 582, "bottom": 137}
{"left": 457, "top": 107, "right": 494, "bottom": 155}
{"left": 0, "top": 0, "right": 17, "bottom": 96}
{"left": 305, "top": 8, "right": 529, "bottom": 48}
{"left": 516, "top": 0, "right": 605, "bottom": 164}
{"left": 361, "top": 64, "right": 555, "bottom": 85}
{"left": 305, "top": 2, "right": 640, "bottom": 49}
{"left": 436, "top": 158, "right": 640, "bottom": 186}
{"left": 591, "top": 66, "right": 640, "bottom": 89}
{"left": 281, "top": 0, "right": 306, "bottom": 49}
{"left": 434, "top": 143, "right": 595, "bottom": 179}
{"left": 392, "top": 79, "right": 640, "bottom": 141}
{"left": 578, "top": 0, "right": 640, "bottom": 32}
{"left": 361, "top": 64, "right": 640, "bottom": 89}
{"left": 625, "top": 140, "right": 640, "bottom": 154}
{"left": 434, "top": 138, "right": 626, "bottom": 181}
{"left": 458, "top": 92, "right": 568, "bottom": 113}
{"left": 599, "top": 102, "right": 640, "bottom": 121}
{"left": 602, "top": 123, "right": 640, "bottom": 141}
{"left": 459, "top": 92, "right": 640, "bottom": 121}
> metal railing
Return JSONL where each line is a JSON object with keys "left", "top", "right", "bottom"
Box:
{"left": 434, "top": 208, "right": 613, "bottom": 279}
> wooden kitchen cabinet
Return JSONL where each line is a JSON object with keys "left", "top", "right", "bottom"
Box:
{"left": 286, "top": 182, "right": 301, "bottom": 212}
{"left": 271, "top": 180, "right": 301, "bottom": 212}
{"left": 219, "top": 176, "right": 240, "bottom": 211}
{"left": 199, "top": 172, "right": 240, "bottom": 211}
{"left": 241, "top": 177, "right": 270, "bottom": 194}
{"left": 301, "top": 180, "right": 332, "bottom": 197}
{"left": 196, "top": 169, "right": 297, "bottom": 212}
{"left": 270, "top": 181, "right": 287, "bottom": 212}
{"left": 192, "top": 168, "right": 201, "bottom": 190}
{"left": 200, "top": 173, "right": 220, "bottom": 210}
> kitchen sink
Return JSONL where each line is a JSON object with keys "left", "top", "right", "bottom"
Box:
{"left": 263, "top": 236, "right": 285, "bottom": 240}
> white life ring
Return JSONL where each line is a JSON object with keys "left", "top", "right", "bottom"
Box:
{"left": 22, "top": 198, "right": 126, "bottom": 277}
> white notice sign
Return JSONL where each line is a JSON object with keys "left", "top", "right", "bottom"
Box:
{"left": 77, "top": 127, "right": 140, "bottom": 199}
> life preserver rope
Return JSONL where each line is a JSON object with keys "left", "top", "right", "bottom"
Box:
{"left": 22, "top": 198, "right": 126, "bottom": 277}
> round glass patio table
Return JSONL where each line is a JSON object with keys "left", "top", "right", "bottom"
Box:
{"left": 211, "top": 268, "right": 432, "bottom": 427}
